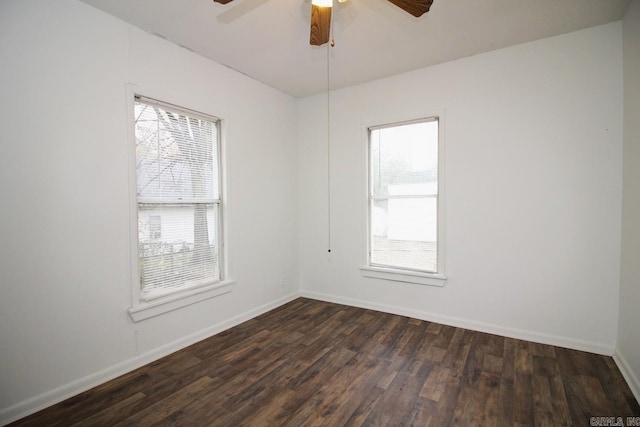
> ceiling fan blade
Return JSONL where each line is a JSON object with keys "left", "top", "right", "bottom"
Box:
{"left": 216, "top": 0, "right": 271, "bottom": 23}
{"left": 386, "top": 0, "right": 433, "bottom": 17}
{"left": 213, "top": 0, "right": 234, "bottom": 4}
{"left": 310, "top": 5, "right": 332, "bottom": 46}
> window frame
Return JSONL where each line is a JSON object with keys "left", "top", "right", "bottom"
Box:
{"left": 361, "top": 116, "right": 447, "bottom": 287}
{"left": 127, "top": 89, "right": 234, "bottom": 322}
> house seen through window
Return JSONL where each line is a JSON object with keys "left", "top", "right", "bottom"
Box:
{"left": 368, "top": 118, "right": 440, "bottom": 274}
{"left": 134, "top": 96, "right": 223, "bottom": 301}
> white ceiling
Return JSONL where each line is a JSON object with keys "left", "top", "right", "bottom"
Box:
{"left": 79, "top": 0, "right": 630, "bottom": 97}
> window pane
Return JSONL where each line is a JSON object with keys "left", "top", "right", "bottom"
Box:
{"left": 138, "top": 203, "right": 220, "bottom": 298}
{"left": 371, "top": 198, "right": 437, "bottom": 272}
{"left": 371, "top": 120, "right": 438, "bottom": 197}
{"left": 134, "top": 101, "right": 219, "bottom": 200}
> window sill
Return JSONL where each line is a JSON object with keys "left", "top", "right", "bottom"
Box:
{"left": 360, "top": 266, "right": 447, "bottom": 287}
{"left": 128, "top": 280, "right": 236, "bottom": 322}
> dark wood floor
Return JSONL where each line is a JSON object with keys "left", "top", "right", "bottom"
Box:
{"left": 10, "top": 298, "right": 640, "bottom": 426}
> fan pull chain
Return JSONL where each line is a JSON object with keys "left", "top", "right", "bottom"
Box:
{"left": 326, "top": 35, "right": 332, "bottom": 254}
{"left": 326, "top": 3, "right": 336, "bottom": 254}
{"left": 330, "top": 5, "right": 335, "bottom": 47}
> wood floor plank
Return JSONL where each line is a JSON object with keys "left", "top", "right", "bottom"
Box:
{"left": 513, "top": 371, "right": 535, "bottom": 424}
{"left": 344, "top": 386, "right": 385, "bottom": 426}
{"left": 238, "top": 388, "right": 299, "bottom": 426}
{"left": 470, "top": 372, "right": 501, "bottom": 426}
{"left": 421, "top": 365, "right": 454, "bottom": 402}
{"left": 532, "top": 374, "right": 556, "bottom": 426}
{"left": 450, "top": 384, "right": 477, "bottom": 426}
{"left": 312, "top": 356, "right": 391, "bottom": 425}
{"left": 548, "top": 373, "right": 572, "bottom": 426}
{"left": 562, "top": 374, "right": 593, "bottom": 424}
{"left": 69, "top": 392, "right": 147, "bottom": 427}
{"left": 367, "top": 360, "right": 432, "bottom": 425}
{"left": 284, "top": 354, "right": 382, "bottom": 426}
{"left": 411, "top": 397, "right": 437, "bottom": 426}
{"left": 498, "top": 375, "right": 515, "bottom": 425}
{"left": 9, "top": 298, "right": 640, "bottom": 426}
{"left": 117, "top": 376, "right": 216, "bottom": 426}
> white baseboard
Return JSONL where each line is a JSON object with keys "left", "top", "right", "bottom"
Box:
{"left": 613, "top": 350, "right": 640, "bottom": 405}
{"left": 300, "top": 290, "right": 615, "bottom": 356}
{"left": 0, "top": 292, "right": 300, "bottom": 427}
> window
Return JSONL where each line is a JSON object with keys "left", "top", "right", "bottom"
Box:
{"left": 362, "top": 117, "right": 446, "bottom": 286}
{"left": 148, "top": 215, "right": 162, "bottom": 240}
{"left": 133, "top": 96, "right": 224, "bottom": 302}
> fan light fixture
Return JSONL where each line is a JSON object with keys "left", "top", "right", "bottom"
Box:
{"left": 311, "top": 0, "right": 346, "bottom": 6}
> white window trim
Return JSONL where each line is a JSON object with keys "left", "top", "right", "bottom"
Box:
{"left": 128, "top": 280, "right": 236, "bottom": 322}
{"left": 126, "top": 85, "right": 234, "bottom": 322}
{"left": 360, "top": 265, "right": 446, "bottom": 286}
{"left": 360, "top": 113, "right": 447, "bottom": 286}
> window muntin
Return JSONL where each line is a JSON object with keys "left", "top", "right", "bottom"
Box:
{"left": 369, "top": 118, "right": 439, "bottom": 274}
{"left": 134, "top": 96, "right": 223, "bottom": 301}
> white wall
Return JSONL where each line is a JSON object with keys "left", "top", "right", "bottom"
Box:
{"left": 0, "top": 0, "right": 631, "bottom": 422}
{"left": 0, "top": 0, "right": 298, "bottom": 423}
{"left": 298, "top": 22, "right": 623, "bottom": 354}
{"left": 617, "top": 0, "right": 640, "bottom": 402}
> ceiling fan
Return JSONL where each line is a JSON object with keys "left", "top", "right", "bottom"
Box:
{"left": 213, "top": 0, "right": 434, "bottom": 46}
